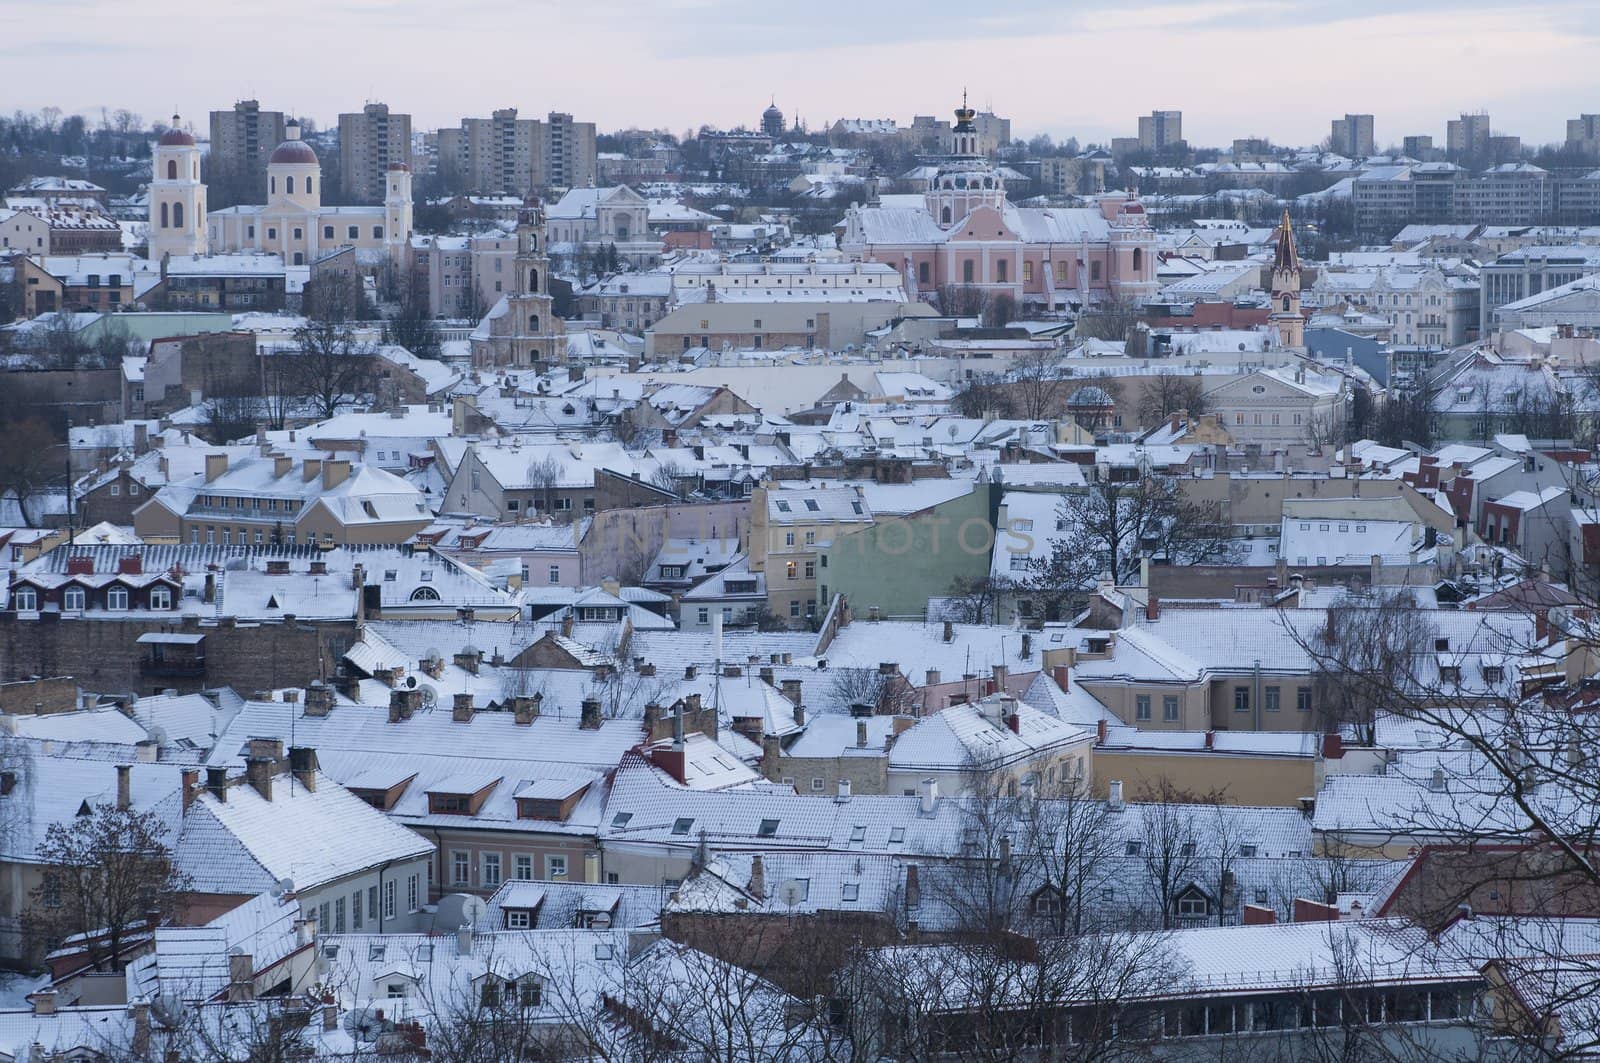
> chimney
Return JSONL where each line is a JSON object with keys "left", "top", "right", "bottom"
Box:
{"left": 748, "top": 854, "right": 766, "bottom": 899}
{"left": 133, "top": 422, "right": 149, "bottom": 455}
{"left": 1052, "top": 665, "right": 1070, "bottom": 690}
{"left": 1321, "top": 733, "right": 1345, "bottom": 759}
{"left": 203, "top": 571, "right": 216, "bottom": 603}
{"left": 992, "top": 664, "right": 1008, "bottom": 690}
{"left": 204, "top": 453, "right": 228, "bottom": 482}
{"left": 779, "top": 678, "right": 801, "bottom": 707}
{"left": 1242, "top": 904, "right": 1277, "bottom": 926}
{"left": 227, "top": 951, "right": 255, "bottom": 1002}
{"left": 321, "top": 1000, "right": 338, "bottom": 1032}
{"left": 924, "top": 669, "right": 940, "bottom": 687}
{"left": 181, "top": 768, "right": 199, "bottom": 814}
{"left": 513, "top": 695, "right": 539, "bottom": 724}
{"left": 245, "top": 757, "right": 274, "bottom": 801}
{"left": 942, "top": 619, "right": 954, "bottom": 642}
{"left": 1146, "top": 596, "right": 1160, "bottom": 622}
{"left": 1292, "top": 898, "right": 1339, "bottom": 923}
{"left": 904, "top": 864, "right": 921, "bottom": 910}
{"left": 1096, "top": 718, "right": 1108, "bottom": 744}
{"left": 452, "top": 693, "right": 475, "bottom": 722}
{"left": 452, "top": 650, "right": 480, "bottom": 675}
{"left": 322, "top": 459, "right": 351, "bottom": 490}
{"left": 1108, "top": 779, "right": 1125, "bottom": 809}
{"left": 388, "top": 688, "right": 420, "bottom": 722}
{"left": 1020, "top": 633, "right": 1032, "bottom": 659}
{"left": 303, "top": 681, "right": 333, "bottom": 717}
{"left": 856, "top": 720, "right": 868, "bottom": 748}
{"left": 684, "top": 664, "right": 697, "bottom": 680}
{"left": 130, "top": 998, "right": 151, "bottom": 1057}
{"left": 758, "top": 665, "right": 774, "bottom": 685}
{"left": 580, "top": 697, "right": 602, "bottom": 730}
{"left": 1005, "top": 712, "right": 1020, "bottom": 734}
{"left": 561, "top": 613, "right": 574, "bottom": 637}
{"left": 289, "top": 747, "right": 318, "bottom": 791}
{"left": 28, "top": 990, "right": 57, "bottom": 1016}
{"left": 836, "top": 779, "right": 852, "bottom": 802}
{"left": 456, "top": 924, "right": 472, "bottom": 957}
{"left": 301, "top": 458, "right": 321, "bottom": 482}
{"left": 116, "top": 763, "right": 132, "bottom": 812}
{"left": 274, "top": 455, "right": 292, "bottom": 478}
{"left": 206, "top": 766, "right": 228, "bottom": 802}
{"left": 919, "top": 778, "right": 938, "bottom": 814}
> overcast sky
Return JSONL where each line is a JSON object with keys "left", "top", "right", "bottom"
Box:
{"left": 5, "top": 0, "right": 1598, "bottom": 148}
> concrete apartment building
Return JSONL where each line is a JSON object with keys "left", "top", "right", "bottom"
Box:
{"left": 747, "top": 484, "right": 873, "bottom": 626}
{"left": 437, "top": 108, "right": 536, "bottom": 195}
{"left": 1446, "top": 112, "right": 1492, "bottom": 156}
{"left": 1139, "top": 110, "right": 1183, "bottom": 153}
{"left": 1330, "top": 113, "right": 1375, "bottom": 157}
{"left": 208, "top": 100, "right": 286, "bottom": 187}
{"left": 1568, "top": 114, "right": 1600, "bottom": 159}
{"left": 535, "top": 112, "right": 597, "bottom": 190}
{"left": 339, "top": 102, "right": 413, "bottom": 203}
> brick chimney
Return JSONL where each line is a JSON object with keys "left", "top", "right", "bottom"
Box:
{"left": 856, "top": 720, "right": 868, "bottom": 748}
{"left": 452, "top": 650, "right": 480, "bottom": 675}
{"left": 513, "top": 695, "right": 540, "bottom": 724}
{"left": 747, "top": 854, "right": 766, "bottom": 899}
{"left": 116, "top": 763, "right": 132, "bottom": 811}
{"left": 388, "top": 688, "right": 421, "bottom": 722}
{"left": 1146, "top": 595, "right": 1161, "bottom": 622}
{"left": 181, "top": 767, "right": 199, "bottom": 814}
{"left": 904, "top": 864, "right": 921, "bottom": 910}
{"left": 1293, "top": 898, "right": 1340, "bottom": 923}
{"left": 206, "top": 766, "right": 229, "bottom": 803}
{"left": 1052, "top": 664, "right": 1070, "bottom": 690}
{"left": 205, "top": 453, "right": 229, "bottom": 482}
{"left": 580, "top": 697, "right": 602, "bottom": 730}
{"left": 1321, "top": 732, "right": 1345, "bottom": 759}
{"left": 245, "top": 757, "right": 274, "bottom": 801}
{"left": 992, "top": 664, "right": 1008, "bottom": 689}
{"left": 301, "top": 458, "right": 321, "bottom": 482}
{"left": 303, "top": 681, "right": 334, "bottom": 717}
{"left": 452, "top": 693, "right": 475, "bottom": 722}
{"left": 321, "top": 459, "right": 351, "bottom": 490}
{"left": 288, "top": 747, "right": 318, "bottom": 792}
{"left": 1243, "top": 904, "right": 1277, "bottom": 925}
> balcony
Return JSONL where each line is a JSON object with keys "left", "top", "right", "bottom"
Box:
{"left": 140, "top": 656, "right": 206, "bottom": 678}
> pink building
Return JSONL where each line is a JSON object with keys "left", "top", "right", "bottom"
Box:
{"left": 840, "top": 169, "right": 1158, "bottom": 313}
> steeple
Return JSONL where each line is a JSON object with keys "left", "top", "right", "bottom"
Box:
{"left": 1272, "top": 208, "right": 1299, "bottom": 277}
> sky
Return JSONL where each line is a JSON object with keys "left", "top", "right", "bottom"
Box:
{"left": 4, "top": 0, "right": 1599, "bottom": 149}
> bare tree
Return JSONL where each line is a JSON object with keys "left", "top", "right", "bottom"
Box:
{"left": 0, "top": 417, "right": 62, "bottom": 528}
{"left": 1134, "top": 780, "right": 1203, "bottom": 930}
{"left": 26, "top": 803, "right": 189, "bottom": 971}
{"left": 942, "top": 573, "right": 1008, "bottom": 625}
{"left": 524, "top": 455, "right": 565, "bottom": 519}
{"left": 1009, "top": 348, "right": 1069, "bottom": 421}
{"left": 1308, "top": 588, "right": 1437, "bottom": 747}
{"left": 286, "top": 283, "right": 375, "bottom": 420}
{"left": 1136, "top": 369, "right": 1211, "bottom": 427}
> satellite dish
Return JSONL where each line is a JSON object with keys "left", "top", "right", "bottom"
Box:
{"left": 272, "top": 877, "right": 295, "bottom": 899}
{"left": 431, "top": 893, "right": 487, "bottom": 933}
{"left": 152, "top": 993, "right": 188, "bottom": 1028}
{"left": 343, "top": 1006, "right": 387, "bottom": 1043}
{"left": 404, "top": 676, "right": 417, "bottom": 689}
{"left": 777, "top": 879, "right": 807, "bottom": 909}
{"left": 418, "top": 687, "right": 438, "bottom": 711}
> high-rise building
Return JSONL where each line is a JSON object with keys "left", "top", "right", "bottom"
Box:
{"left": 1567, "top": 115, "right": 1600, "bottom": 158}
{"left": 438, "top": 108, "right": 536, "bottom": 195}
{"left": 208, "top": 100, "right": 286, "bottom": 191}
{"left": 532, "top": 112, "right": 597, "bottom": 190}
{"left": 1402, "top": 135, "right": 1434, "bottom": 160}
{"left": 1330, "top": 114, "right": 1375, "bottom": 157}
{"left": 1136, "top": 111, "right": 1183, "bottom": 154}
{"left": 1446, "top": 112, "right": 1491, "bottom": 157}
{"left": 338, "top": 102, "right": 413, "bottom": 203}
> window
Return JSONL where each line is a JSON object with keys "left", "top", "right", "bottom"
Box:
{"left": 1178, "top": 893, "right": 1209, "bottom": 918}
{"left": 368, "top": 886, "right": 378, "bottom": 921}
{"left": 962, "top": 259, "right": 974, "bottom": 284}
{"left": 671, "top": 817, "right": 694, "bottom": 835}
{"left": 785, "top": 531, "right": 795, "bottom": 546}
{"left": 482, "top": 852, "right": 502, "bottom": 887}
{"left": 1125, "top": 840, "right": 1142, "bottom": 856}
{"left": 547, "top": 855, "right": 567, "bottom": 879}
{"left": 810, "top": 777, "right": 825, "bottom": 792}
{"left": 918, "top": 261, "right": 930, "bottom": 284}
{"left": 1163, "top": 695, "right": 1179, "bottom": 721}
{"left": 1296, "top": 687, "right": 1312, "bottom": 712}
{"left": 106, "top": 587, "right": 129, "bottom": 611}
{"left": 697, "top": 607, "right": 709, "bottom": 624}
{"left": 407, "top": 874, "right": 419, "bottom": 911}
{"left": 384, "top": 879, "right": 397, "bottom": 920}
{"left": 996, "top": 259, "right": 1008, "bottom": 283}
{"left": 63, "top": 587, "right": 85, "bottom": 611}
{"left": 758, "top": 818, "right": 780, "bottom": 837}
{"left": 804, "top": 561, "right": 815, "bottom": 580}
{"left": 786, "top": 561, "right": 797, "bottom": 580}
{"left": 514, "top": 854, "right": 533, "bottom": 880}
{"left": 1136, "top": 695, "right": 1151, "bottom": 721}
{"left": 1240, "top": 844, "right": 1258, "bottom": 858}
{"left": 323, "top": 225, "right": 334, "bottom": 239}
{"left": 789, "top": 599, "right": 801, "bottom": 618}
{"left": 1265, "top": 686, "right": 1281, "bottom": 712}
{"left": 452, "top": 851, "right": 470, "bottom": 885}
{"left": 334, "top": 896, "right": 346, "bottom": 933}
{"left": 506, "top": 909, "right": 531, "bottom": 929}
{"left": 1234, "top": 687, "right": 1250, "bottom": 712}
{"left": 348, "top": 225, "right": 359, "bottom": 239}
{"left": 11, "top": 587, "right": 36, "bottom": 611}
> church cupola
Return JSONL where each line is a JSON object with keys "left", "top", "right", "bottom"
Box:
{"left": 267, "top": 120, "right": 321, "bottom": 211}
{"left": 148, "top": 114, "right": 206, "bottom": 261}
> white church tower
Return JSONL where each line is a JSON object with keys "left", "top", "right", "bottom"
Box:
{"left": 384, "top": 162, "right": 413, "bottom": 268}
{"left": 148, "top": 115, "right": 207, "bottom": 261}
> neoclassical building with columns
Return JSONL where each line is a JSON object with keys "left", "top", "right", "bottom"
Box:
{"left": 149, "top": 119, "right": 412, "bottom": 268}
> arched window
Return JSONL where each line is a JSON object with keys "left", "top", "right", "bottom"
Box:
{"left": 173, "top": 202, "right": 184, "bottom": 228}
{"left": 996, "top": 259, "right": 1008, "bottom": 283}
{"left": 529, "top": 315, "right": 540, "bottom": 332}
{"left": 271, "top": 176, "right": 276, "bottom": 194}
{"left": 286, "top": 176, "right": 295, "bottom": 194}
{"left": 160, "top": 203, "right": 169, "bottom": 228}
{"left": 408, "top": 586, "right": 441, "bottom": 601}
{"left": 1282, "top": 295, "right": 1291, "bottom": 311}
{"left": 166, "top": 159, "right": 177, "bottom": 180}
{"left": 306, "top": 176, "right": 313, "bottom": 195}
{"left": 528, "top": 269, "right": 538, "bottom": 291}
{"left": 941, "top": 206, "right": 952, "bottom": 225}
{"left": 1132, "top": 248, "right": 1143, "bottom": 272}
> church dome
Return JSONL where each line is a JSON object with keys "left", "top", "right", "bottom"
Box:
{"left": 270, "top": 139, "right": 318, "bottom": 165}
{"left": 158, "top": 116, "right": 195, "bottom": 147}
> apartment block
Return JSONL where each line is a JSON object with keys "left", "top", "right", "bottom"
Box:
{"left": 208, "top": 100, "right": 286, "bottom": 184}
{"left": 339, "top": 102, "right": 413, "bottom": 204}
{"left": 1137, "top": 110, "right": 1183, "bottom": 153}
{"left": 1330, "top": 113, "right": 1375, "bottom": 157}
{"left": 532, "top": 112, "right": 598, "bottom": 190}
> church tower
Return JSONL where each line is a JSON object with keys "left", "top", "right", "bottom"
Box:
{"left": 504, "top": 204, "right": 565, "bottom": 368}
{"left": 148, "top": 115, "right": 207, "bottom": 261}
{"left": 384, "top": 162, "right": 413, "bottom": 268}
{"left": 1269, "top": 208, "right": 1304, "bottom": 349}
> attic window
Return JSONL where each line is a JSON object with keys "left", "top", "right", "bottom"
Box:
{"left": 610, "top": 812, "right": 633, "bottom": 829}
{"left": 671, "top": 817, "right": 694, "bottom": 835}
{"left": 851, "top": 502, "right": 863, "bottom": 514}
{"left": 420, "top": 569, "right": 433, "bottom": 581}
{"left": 595, "top": 943, "right": 613, "bottom": 959}
{"left": 804, "top": 499, "right": 819, "bottom": 512}
{"left": 1125, "top": 840, "right": 1142, "bottom": 856}
{"left": 888, "top": 827, "right": 905, "bottom": 845}
{"left": 369, "top": 944, "right": 385, "bottom": 961}
{"left": 850, "top": 825, "right": 867, "bottom": 844}
{"left": 758, "top": 818, "right": 780, "bottom": 837}
{"left": 841, "top": 883, "right": 860, "bottom": 902}
{"left": 1240, "top": 844, "right": 1257, "bottom": 858}
{"left": 775, "top": 500, "right": 791, "bottom": 513}
{"left": 322, "top": 944, "right": 340, "bottom": 959}
{"left": 1434, "top": 638, "right": 1450, "bottom": 652}
{"left": 384, "top": 570, "right": 397, "bottom": 582}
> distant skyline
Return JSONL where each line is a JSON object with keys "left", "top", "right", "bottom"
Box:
{"left": 4, "top": 0, "right": 1599, "bottom": 149}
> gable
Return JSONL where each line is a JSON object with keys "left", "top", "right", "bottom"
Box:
{"left": 1203, "top": 374, "right": 1310, "bottom": 402}
{"left": 948, "top": 205, "right": 1016, "bottom": 242}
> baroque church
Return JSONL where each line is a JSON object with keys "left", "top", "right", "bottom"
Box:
{"left": 147, "top": 117, "right": 412, "bottom": 268}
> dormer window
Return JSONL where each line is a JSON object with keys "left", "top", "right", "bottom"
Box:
{"left": 757, "top": 818, "right": 780, "bottom": 837}
{"left": 671, "top": 817, "right": 694, "bottom": 835}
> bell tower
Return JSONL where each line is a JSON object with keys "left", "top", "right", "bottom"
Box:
{"left": 148, "top": 115, "right": 207, "bottom": 261}
{"left": 506, "top": 204, "right": 564, "bottom": 368}
{"left": 384, "top": 162, "right": 413, "bottom": 267}
{"left": 1269, "top": 209, "right": 1304, "bottom": 349}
